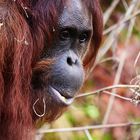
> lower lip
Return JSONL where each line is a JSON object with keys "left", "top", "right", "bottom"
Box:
{"left": 49, "top": 86, "right": 74, "bottom": 105}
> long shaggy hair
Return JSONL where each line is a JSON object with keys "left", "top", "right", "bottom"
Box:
{"left": 0, "top": 0, "right": 103, "bottom": 140}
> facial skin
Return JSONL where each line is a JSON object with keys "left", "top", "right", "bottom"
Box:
{"left": 32, "top": 0, "right": 93, "bottom": 106}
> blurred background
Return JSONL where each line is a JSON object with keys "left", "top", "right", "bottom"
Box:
{"left": 36, "top": 0, "right": 140, "bottom": 139}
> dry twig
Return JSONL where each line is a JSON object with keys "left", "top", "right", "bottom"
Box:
{"left": 37, "top": 122, "right": 140, "bottom": 134}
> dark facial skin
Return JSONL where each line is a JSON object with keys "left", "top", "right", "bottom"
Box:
{"left": 32, "top": 0, "right": 93, "bottom": 106}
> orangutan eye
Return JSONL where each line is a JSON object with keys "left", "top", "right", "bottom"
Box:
{"left": 79, "top": 32, "right": 89, "bottom": 43}
{"left": 60, "top": 30, "right": 70, "bottom": 40}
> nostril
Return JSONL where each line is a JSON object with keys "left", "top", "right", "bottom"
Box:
{"left": 67, "top": 57, "right": 73, "bottom": 66}
{"left": 66, "top": 51, "right": 79, "bottom": 66}
{"left": 67, "top": 57, "right": 78, "bottom": 66}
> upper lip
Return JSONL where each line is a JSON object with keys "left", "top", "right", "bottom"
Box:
{"left": 49, "top": 86, "right": 74, "bottom": 105}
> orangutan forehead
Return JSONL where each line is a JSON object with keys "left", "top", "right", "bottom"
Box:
{"left": 65, "top": 0, "right": 91, "bottom": 15}
{"left": 66, "top": 0, "right": 83, "bottom": 10}
{"left": 59, "top": 0, "right": 92, "bottom": 29}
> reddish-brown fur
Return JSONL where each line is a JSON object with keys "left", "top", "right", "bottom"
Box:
{"left": 0, "top": 0, "right": 103, "bottom": 140}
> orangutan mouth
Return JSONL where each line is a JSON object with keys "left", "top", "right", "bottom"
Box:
{"left": 49, "top": 86, "right": 74, "bottom": 105}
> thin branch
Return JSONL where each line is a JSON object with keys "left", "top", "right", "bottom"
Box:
{"left": 135, "top": 128, "right": 140, "bottom": 140}
{"left": 103, "top": 91, "right": 132, "bottom": 102}
{"left": 134, "top": 51, "right": 140, "bottom": 74}
{"left": 76, "top": 85, "right": 139, "bottom": 98}
{"left": 102, "top": 51, "right": 126, "bottom": 123}
{"left": 102, "top": 0, "right": 139, "bottom": 124}
{"left": 103, "top": 0, "right": 120, "bottom": 25}
{"left": 103, "top": 16, "right": 136, "bottom": 125}
{"left": 37, "top": 122, "right": 140, "bottom": 134}
{"left": 92, "top": 0, "right": 140, "bottom": 73}
{"left": 103, "top": 10, "right": 140, "bottom": 35}
{"left": 84, "top": 130, "right": 93, "bottom": 140}
{"left": 121, "top": 0, "right": 128, "bottom": 11}
{"left": 99, "top": 57, "right": 119, "bottom": 64}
